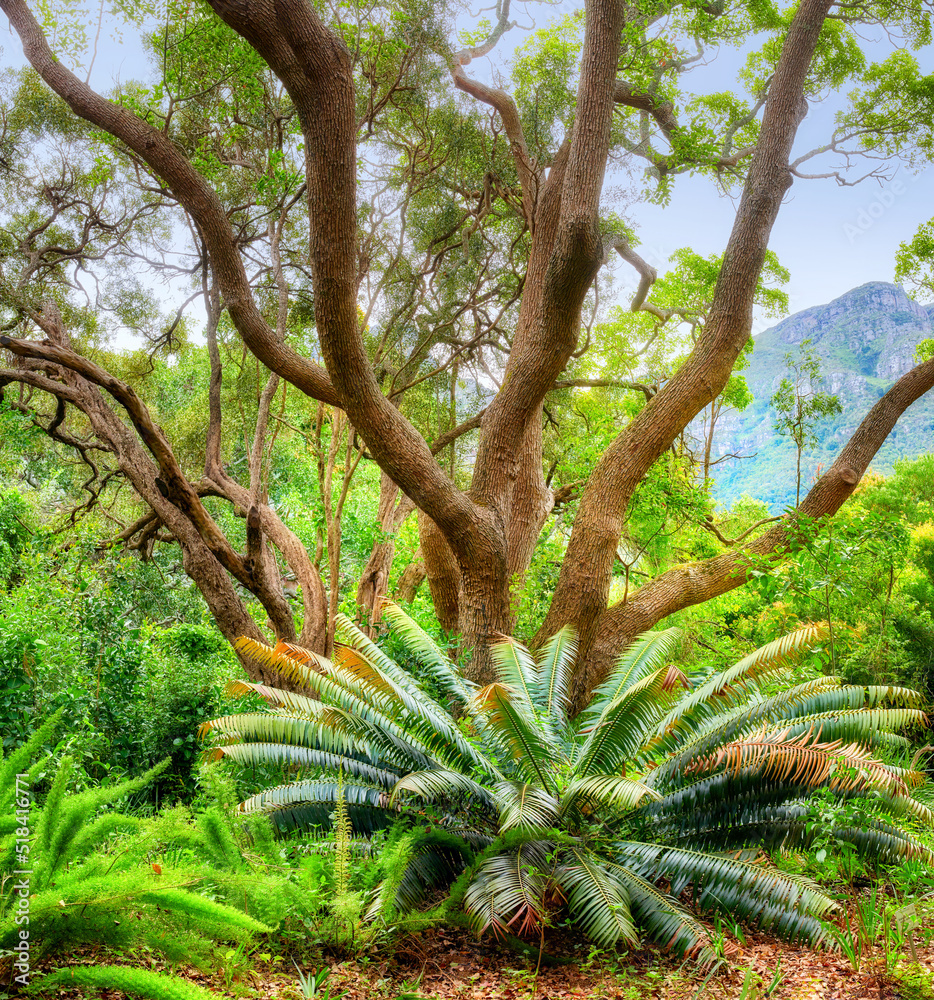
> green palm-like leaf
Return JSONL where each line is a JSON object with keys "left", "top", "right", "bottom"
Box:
{"left": 473, "top": 683, "right": 560, "bottom": 790}
{"left": 390, "top": 846, "right": 468, "bottom": 913}
{"left": 573, "top": 666, "right": 678, "bottom": 777}
{"left": 557, "top": 849, "right": 637, "bottom": 947}
{"left": 582, "top": 628, "right": 684, "bottom": 724}
{"left": 606, "top": 862, "right": 715, "bottom": 963}
{"left": 463, "top": 841, "right": 550, "bottom": 937}
{"left": 239, "top": 780, "right": 394, "bottom": 835}
{"left": 769, "top": 707, "right": 926, "bottom": 746}
{"left": 491, "top": 636, "right": 539, "bottom": 709}
{"left": 380, "top": 602, "right": 477, "bottom": 704}
{"left": 650, "top": 624, "right": 829, "bottom": 743}
{"left": 392, "top": 769, "right": 498, "bottom": 810}
{"left": 534, "top": 626, "right": 578, "bottom": 721}
{"left": 496, "top": 782, "right": 560, "bottom": 831}
{"left": 614, "top": 842, "right": 836, "bottom": 927}
{"left": 561, "top": 775, "right": 660, "bottom": 817}
{"left": 216, "top": 742, "right": 399, "bottom": 786}
{"left": 333, "top": 642, "right": 502, "bottom": 780}
{"left": 685, "top": 730, "right": 915, "bottom": 796}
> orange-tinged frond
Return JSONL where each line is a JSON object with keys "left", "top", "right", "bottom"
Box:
{"left": 335, "top": 645, "right": 400, "bottom": 698}
{"left": 233, "top": 635, "right": 325, "bottom": 690}
{"left": 686, "top": 728, "right": 911, "bottom": 795}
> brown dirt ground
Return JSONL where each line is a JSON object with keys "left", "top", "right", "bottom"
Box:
{"left": 8, "top": 924, "right": 934, "bottom": 1000}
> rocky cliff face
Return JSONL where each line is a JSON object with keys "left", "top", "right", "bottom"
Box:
{"left": 709, "top": 282, "right": 934, "bottom": 510}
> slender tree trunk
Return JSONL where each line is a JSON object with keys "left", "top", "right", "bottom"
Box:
{"left": 395, "top": 550, "right": 426, "bottom": 603}
{"left": 355, "top": 472, "right": 415, "bottom": 630}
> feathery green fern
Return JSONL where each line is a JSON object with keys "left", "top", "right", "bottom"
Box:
{"left": 29, "top": 964, "right": 220, "bottom": 999}
{"left": 0, "top": 725, "right": 275, "bottom": 965}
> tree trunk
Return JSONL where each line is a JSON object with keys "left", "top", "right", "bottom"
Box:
{"left": 395, "top": 551, "right": 426, "bottom": 603}
{"left": 355, "top": 472, "right": 415, "bottom": 630}
{"left": 419, "top": 513, "right": 461, "bottom": 634}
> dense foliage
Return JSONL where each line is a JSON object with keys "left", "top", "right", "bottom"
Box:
{"left": 203, "top": 606, "right": 932, "bottom": 959}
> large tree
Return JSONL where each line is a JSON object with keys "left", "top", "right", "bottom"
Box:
{"left": 2, "top": 0, "right": 934, "bottom": 710}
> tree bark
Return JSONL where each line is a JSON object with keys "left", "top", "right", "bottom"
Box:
{"left": 395, "top": 551, "right": 427, "bottom": 604}
{"left": 356, "top": 472, "right": 416, "bottom": 630}
{"left": 536, "top": 0, "right": 835, "bottom": 661}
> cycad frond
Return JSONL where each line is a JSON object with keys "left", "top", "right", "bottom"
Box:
{"left": 583, "top": 628, "right": 684, "bottom": 723}
{"left": 215, "top": 742, "right": 398, "bottom": 787}
{"left": 334, "top": 612, "right": 431, "bottom": 702}
{"left": 392, "top": 769, "right": 498, "bottom": 810}
{"left": 687, "top": 730, "right": 913, "bottom": 795}
{"left": 534, "top": 626, "right": 578, "bottom": 720}
{"left": 561, "top": 775, "right": 660, "bottom": 817}
{"left": 391, "top": 846, "right": 468, "bottom": 914}
{"left": 647, "top": 677, "right": 841, "bottom": 783}
{"left": 201, "top": 709, "right": 357, "bottom": 756}
{"left": 606, "top": 862, "right": 715, "bottom": 963}
{"left": 224, "top": 679, "right": 322, "bottom": 715}
{"left": 496, "top": 782, "right": 560, "bottom": 831}
{"left": 334, "top": 644, "right": 501, "bottom": 780}
{"left": 770, "top": 707, "right": 926, "bottom": 747}
{"left": 380, "top": 602, "right": 477, "bottom": 704}
{"left": 463, "top": 841, "right": 550, "bottom": 937}
{"left": 557, "top": 849, "right": 637, "bottom": 947}
{"left": 234, "top": 636, "right": 325, "bottom": 689}
{"left": 473, "top": 683, "right": 560, "bottom": 790}
{"left": 614, "top": 842, "right": 836, "bottom": 925}
{"left": 573, "top": 667, "right": 678, "bottom": 777}
{"left": 491, "top": 636, "right": 540, "bottom": 709}
{"left": 651, "top": 624, "right": 828, "bottom": 742}
{"left": 797, "top": 683, "right": 926, "bottom": 714}
{"left": 239, "top": 780, "right": 393, "bottom": 835}
{"left": 232, "top": 638, "right": 414, "bottom": 743}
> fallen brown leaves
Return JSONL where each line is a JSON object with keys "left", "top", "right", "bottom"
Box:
{"left": 8, "top": 922, "right": 934, "bottom": 1000}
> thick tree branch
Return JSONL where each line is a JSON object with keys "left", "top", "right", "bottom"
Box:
{"left": 204, "top": 0, "right": 489, "bottom": 561}
{"left": 538, "top": 0, "right": 836, "bottom": 656}
{"left": 0, "top": 0, "right": 341, "bottom": 408}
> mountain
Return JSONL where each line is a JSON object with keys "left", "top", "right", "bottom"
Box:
{"left": 709, "top": 282, "right": 934, "bottom": 511}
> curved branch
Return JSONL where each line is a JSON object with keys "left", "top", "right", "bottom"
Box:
{"left": 449, "top": 57, "right": 536, "bottom": 229}
{"left": 0, "top": 327, "right": 296, "bottom": 637}
{"left": 575, "top": 353, "right": 934, "bottom": 711}
{"left": 0, "top": 0, "right": 341, "bottom": 408}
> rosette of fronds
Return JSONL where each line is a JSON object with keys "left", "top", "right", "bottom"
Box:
{"left": 201, "top": 606, "right": 931, "bottom": 960}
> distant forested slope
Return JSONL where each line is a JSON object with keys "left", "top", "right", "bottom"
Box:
{"left": 711, "top": 282, "right": 934, "bottom": 510}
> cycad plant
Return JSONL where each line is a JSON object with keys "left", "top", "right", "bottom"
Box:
{"left": 202, "top": 606, "right": 932, "bottom": 960}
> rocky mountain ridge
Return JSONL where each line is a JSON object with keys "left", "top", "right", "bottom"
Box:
{"left": 709, "top": 281, "right": 934, "bottom": 510}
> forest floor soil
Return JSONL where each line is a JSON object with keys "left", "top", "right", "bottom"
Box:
{"left": 13, "top": 924, "right": 934, "bottom": 1000}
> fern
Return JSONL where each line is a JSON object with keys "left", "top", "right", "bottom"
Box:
{"left": 30, "top": 964, "right": 220, "bottom": 999}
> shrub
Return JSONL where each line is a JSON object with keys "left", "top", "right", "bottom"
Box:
{"left": 202, "top": 606, "right": 933, "bottom": 960}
